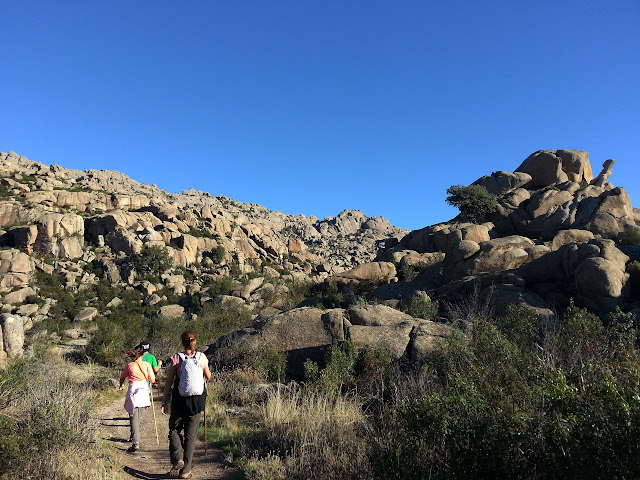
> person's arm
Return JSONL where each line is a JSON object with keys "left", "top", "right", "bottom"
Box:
{"left": 201, "top": 355, "right": 212, "bottom": 381}
{"left": 153, "top": 358, "right": 162, "bottom": 373}
{"left": 119, "top": 365, "right": 128, "bottom": 390}
{"left": 148, "top": 363, "right": 156, "bottom": 384}
{"left": 161, "top": 363, "right": 176, "bottom": 414}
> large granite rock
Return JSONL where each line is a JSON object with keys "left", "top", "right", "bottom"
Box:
{"left": 1, "top": 313, "right": 24, "bottom": 357}
{"left": 0, "top": 249, "right": 35, "bottom": 288}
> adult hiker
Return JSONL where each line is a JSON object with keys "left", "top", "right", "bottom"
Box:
{"left": 119, "top": 345, "right": 156, "bottom": 453}
{"left": 161, "top": 331, "right": 211, "bottom": 479}
{"left": 138, "top": 340, "right": 162, "bottom": 373}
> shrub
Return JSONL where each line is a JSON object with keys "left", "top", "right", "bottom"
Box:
{"left": 318, "top": 341, "right": 358, "bottom": 392}
{"left": 0, "top": 356, "right": 114, "bottom": 479}
{"left": 211, "top": 245, "right": 226, "bottom": 264}
{"left": 616, "top": 225, "right": 640, "bottom": 246}
{"left": 406, "top": 296, "right": 439, "bottom": 320}
{"left": 86, "top": 319, "right": 127, "bottom": 366}
{"left": 445, "top": 184, "right": 498, "bottom": 222}
{"left": 133, "top": 244, "right": 173, "bottom": 278}
{"left": 203, "top": 276, "right": 235, "bottom": 297}
{"left": 255, "top": 345, "right": 287, "bottom": 382}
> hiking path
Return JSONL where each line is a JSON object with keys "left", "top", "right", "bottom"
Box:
{"left": 99, "top": 387, "right": 244, "bottom": 480}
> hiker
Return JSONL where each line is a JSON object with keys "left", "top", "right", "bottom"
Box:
{"left": 162, "top": 331, "right": 211, "bottom": 479}
{"left": 119, "top": 345, "right": 156, "bottom": 453}
{"left": 138, "top": 340, "right": 162, "bottom": 373}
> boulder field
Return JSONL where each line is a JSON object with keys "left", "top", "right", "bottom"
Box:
{"left": 1, "top": 149, "right": 639, "bottom": 374}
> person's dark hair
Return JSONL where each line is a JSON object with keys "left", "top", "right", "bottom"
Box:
{"left": 181, "top": 331, "right": 197, "bottom": 351}
{"left": 123, "top": 346, "right": 145, "bottom": 360}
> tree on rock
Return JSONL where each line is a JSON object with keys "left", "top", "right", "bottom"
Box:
{"left": 445, "top": 184, "right": 498, "bottom": 222}
{"left": 134, "top": 245, "right": 173, "bottom": 278}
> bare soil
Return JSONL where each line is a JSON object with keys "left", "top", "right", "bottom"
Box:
{"left": 99, "top": 389, "right": 244, "bottom": 480}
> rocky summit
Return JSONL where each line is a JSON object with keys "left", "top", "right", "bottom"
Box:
{"left": 1, "top": 149, "right": 639, "bottom": 376}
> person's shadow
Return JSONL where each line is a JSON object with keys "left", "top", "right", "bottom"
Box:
{"left": 122, "top": 466, "right": 166, "bottom": 479}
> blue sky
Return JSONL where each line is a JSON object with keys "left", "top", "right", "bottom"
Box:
{"left": 2, "top": 1, "right": 639, "bottom": 230}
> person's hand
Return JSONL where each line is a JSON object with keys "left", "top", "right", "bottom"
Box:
{"left": 161, "top": 404, "right": 168, "bottom": 415}
{"left": 118, "top": 385, "right": 124, "bottom": 391}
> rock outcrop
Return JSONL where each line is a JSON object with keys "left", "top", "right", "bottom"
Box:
{"left": 377, "top": 148, "right": 637, "bottom": 318}
{"left": 1, "top": 147, "right": 637, "bottom": 376}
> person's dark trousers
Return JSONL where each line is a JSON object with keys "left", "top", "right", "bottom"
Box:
{"left": 168, "top": 411, "right": 202, "bottom": 473}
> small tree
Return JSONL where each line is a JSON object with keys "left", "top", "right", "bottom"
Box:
{"left": 445, "top": 184, "right": 498, "bottom": 222}
{"left": 133, "top": 245, "right": 173, "bottom": 278}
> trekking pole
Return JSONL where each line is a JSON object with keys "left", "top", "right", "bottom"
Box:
{"left": 204, "top": 403, "right": 207, "bottom": 456}
{"left": 150, "top": 384, "right": 160, "bottom": 445}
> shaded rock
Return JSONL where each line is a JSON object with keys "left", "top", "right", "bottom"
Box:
{"left": 591, "top": 159, "right": 615, "bottom": 187}
{"left": 515, "top": 150, "right": 569, "bottom": 187}
{"left": 556, "top": 149, "right": 593, "bottom": 183}
{"left": 472, "top": 171, "right": 532, "bottom": 196}
{"left": 574, "top": 257, "right": 628, "bottom": 311}
{"left": 104, "top": 227, "right": 143, "bottom": 256}
{"left": 408, "top": 321, "right": 456, "bottom": 362}
{"left": 3, "top": 286, "right": 36, "bottom": 305}
{"left": 551, "top": 229, "right": 594, "bottom": 251}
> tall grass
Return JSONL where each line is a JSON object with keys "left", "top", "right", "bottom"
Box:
{"left": 251, "top": 387, "right": 368, "bottom": 480}
{"left": 0, "top": 355, "right": 116, "bottom": 479}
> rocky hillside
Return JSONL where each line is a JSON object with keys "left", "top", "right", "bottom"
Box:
{"left": 210, "top": 149, "right": 640, "bottom": 375}
{"left": 2, "top": 148, "right": 639, "bottom": 377}
{"left": 0, "top": 150, "right": 406, "bottom": 365}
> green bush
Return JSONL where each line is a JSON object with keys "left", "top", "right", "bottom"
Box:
{"left": 616, "top": 225, "right": 640, "bottom": 246}
{"left": 255, "top": 345, "right": 288, "bottom": 382}
{"left": 211, "top": 245, "right": 226, "bottom": 264}
{"left": 0, "top": 357, "right": 110, "bottom": 479}
{"left": 203, "top": 276, "right": 235, "bottom": 297}
{"left": 318, "top": 341, "right": 358, "bottom": 392}
{"left": 406, "top": 296, "right": 439, "bottom": 320}
{"left": 445, "top": 184, "right": 498, "bottom": 222}
{"left": 133, "top": 244, "right": 174, "bottom": 278}
{"left": 86, "top": 319, "right": 127, "bottom": 366}
{"left": 368, "top": 301, "right": 640, "bottom": 480}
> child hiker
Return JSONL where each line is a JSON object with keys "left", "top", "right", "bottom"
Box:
{"left": 138, "top": 340, "right": 162, "bottom": 374}
{"left": 120, "top": 345, "right": 156, "bottom": 453}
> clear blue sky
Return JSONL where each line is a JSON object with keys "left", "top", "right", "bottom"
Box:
{"left": 2, "top": 1, "right": 639, "bottom": 230}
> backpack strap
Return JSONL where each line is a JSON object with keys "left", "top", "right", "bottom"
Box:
{"left": 134, "top": 360, "right": 149, "bottom": 382}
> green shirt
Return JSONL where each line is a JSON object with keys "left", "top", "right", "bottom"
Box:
{"left": 142, "top": 352, "right": 158, "bottom": 370}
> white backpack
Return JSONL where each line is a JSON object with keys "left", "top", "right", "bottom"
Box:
{"left": 177, "top": 352, "right": 205, "bottom": 397}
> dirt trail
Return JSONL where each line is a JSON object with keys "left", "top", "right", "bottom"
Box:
{"left": 99, "top": 387, "right": 244, "bottom": 480}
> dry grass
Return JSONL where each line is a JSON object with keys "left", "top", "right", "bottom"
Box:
{"left": 254, "top": 387, "right": 369, "bottom": 480}
{"left": 0, "top": 349, "right": 118, "bottom": 479}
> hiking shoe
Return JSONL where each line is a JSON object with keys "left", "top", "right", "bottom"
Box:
{"left": 179, "top": 472, "right": 192, "bottom": 479}
{"left": 126, "top": 443, "right": 140, "bottom": 453}
{"left": 168, "top": 460, "right": 184, "bottom": 477}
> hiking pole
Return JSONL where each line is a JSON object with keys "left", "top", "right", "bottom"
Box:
{"left": 150, "top": 384, "right": 160, "bottom": 446}
{"left": 204, "top": 403, "right": 207, "bottom": 456}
